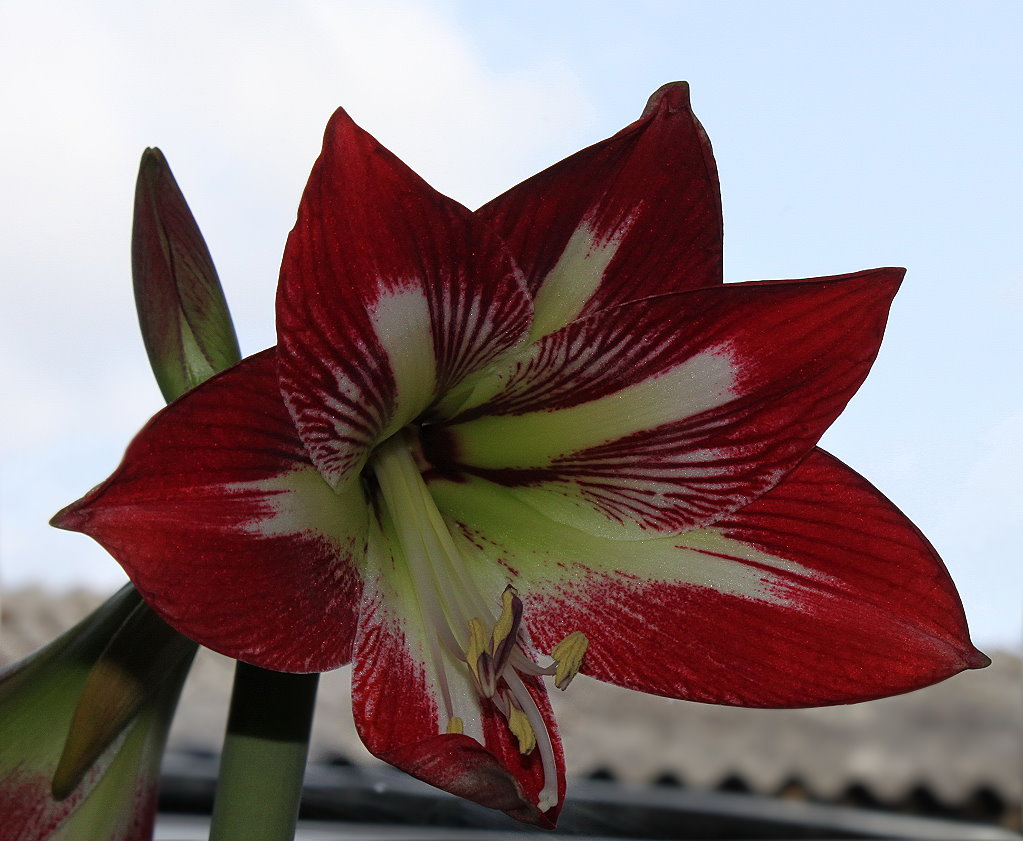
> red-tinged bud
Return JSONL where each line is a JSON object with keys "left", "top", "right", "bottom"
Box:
{"left": 133, "top": 148, "right": 241, "bottom": 403}
{"left": 0, "top": 587, "right": 193, "bottom": 841}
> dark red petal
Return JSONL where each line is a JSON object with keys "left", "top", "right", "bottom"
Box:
{"left": 351, "top": 585, "right": 563, "bottom": 827}
{"left": 437, "top": 269, "right": 904, "bottom": 538}
{"left": 477, "top": 81, "right": 722, "bottom": 336}
{"left": 51, "top": 349, "right": 364, "bottom": 672}
{"left": 521, "top": 449, "right": 986, "bottom": 707}
{"left": 276, "top": 107, "right": 532, "bottom": 488}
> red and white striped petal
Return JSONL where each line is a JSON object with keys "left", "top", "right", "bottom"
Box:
{"left": 276, "top": 108, "right": 533, "bottom": 489}
{"left": 429, "top": 269, "right": 903, "bottom": 539}
{"left": 427, "top": 451, "right": 986, "bottom": 709}
{"left": 51, "top": 349, "right": 366, "bottom": 672}
{"left": 476, "top": 82, "right": 722, "bottom": 340}
{"left": 351, "top": 524, "right": 564, "bottom": 826}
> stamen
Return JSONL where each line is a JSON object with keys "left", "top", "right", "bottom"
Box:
{"left": 504, "top": 670, "right": 559, "bottom": 812}
{"left": 506, "top": 702, "right": 536, "bottom": 755}
{"left": 465, "top": 617, "right": 489, "bottom": 688}
{"left": 491, "top": 586, "right": 519, "bottom": 652}
{"left": 464, "top": 587, "right": 526, "bottom": 699}
{"left": 369, "top": 430, "right": 585, "bottom": 814}
{"left": 551, "top": 631, "right": 589, "bottom": 690}
{"left": 508, "top": 648, "right": 556, "bottom": 676}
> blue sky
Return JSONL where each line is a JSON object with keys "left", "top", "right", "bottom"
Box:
{"left": 1, "top": 1, "right": 1019, "bottom": 649}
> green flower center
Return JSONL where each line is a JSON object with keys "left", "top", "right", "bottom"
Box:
{"left": 369, "top": 428, "right": 586, "bottom": 812}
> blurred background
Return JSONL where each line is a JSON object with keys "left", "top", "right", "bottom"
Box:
{"left": 1, "top": 0, "right": 1020, "bottom": 834}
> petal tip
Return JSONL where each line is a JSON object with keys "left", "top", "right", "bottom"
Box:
{"left": 965, "top": 647, "right": 992, "bottom": 670}
{"left": 878, "top": 265, "right": 907, "bottom": 287}
{"left": 375, "top": 732, "right": 561, "bottom": 827}
{"left": 50, "top": 499, "right": 90, "bottom": 532}
{"left": 322, "top": 105, "right": 360, "bottom": 145}
{"left": 641, "top": 81, "right": 692, "bottom": 118}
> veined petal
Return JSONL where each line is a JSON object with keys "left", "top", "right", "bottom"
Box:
{"left": 51, "top": 349, "right": 365, "bottom": 672}
{"left": 276, "top": 107, "right": 533, "bottom": 489}
{"left": 351, "top": 523, "right": 564, "bottom": 826}
{"left": 428, "top": 451, "right": 986, "bottom": 708}
{"left": 477, "top": 82, "right": 722, "bottom": 340}
{"left": 429, "top": 269, "right": 903, "bottom": 538}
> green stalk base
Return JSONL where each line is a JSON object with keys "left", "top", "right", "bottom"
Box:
{"left": 208, "top": 663, "right": 319, "bottom": 841}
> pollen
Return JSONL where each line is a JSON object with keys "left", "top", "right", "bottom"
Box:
{"left": 465, "top": 617, "right": 489, "bottom": 688}
{"left": 446, "top": 716, "right": 464, "bottom": 735}
{"left": 491, "top": 586, "right": 519, "bottom": 652}
{"left": 507, "top": 703, "right": 536, "bottom": 754}
{"left": 464, "top": 586, "right": 524, "bottom": 699}
{"left": 551, "top": 630, "right": 589, "bottom": 690}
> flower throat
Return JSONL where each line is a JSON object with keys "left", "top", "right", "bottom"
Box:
{"left": 369, "top": 428, "right": 587, "bottom": 812}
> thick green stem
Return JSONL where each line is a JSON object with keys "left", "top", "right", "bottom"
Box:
{"left": 208, "top": 663, "right": 319, "bottom": 841}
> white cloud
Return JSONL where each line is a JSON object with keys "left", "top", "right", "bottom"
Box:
{"left": 0, "top": 0, "right": 591, "bottom": 589}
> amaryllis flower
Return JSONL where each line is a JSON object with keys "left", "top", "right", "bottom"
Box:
{"left": 53, "top": 83, "right": 985, "bottom": 826}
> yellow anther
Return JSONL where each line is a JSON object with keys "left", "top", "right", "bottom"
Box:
{"left": 465, "top": 617, "right": 488, "bottom": 683}
{"left": 551, "top": 631, "right": 588, "bottom": 690}
{"left": 446, "top": 716, "right": 464, "bottom": 735}
{"left": 507, "top": 705, "right": 536, "bottom": 755}
{"left": 491, "top": 586, "right": 518, "bottom": 651}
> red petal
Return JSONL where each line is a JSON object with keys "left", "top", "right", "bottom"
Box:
{"left": 476, "top": 82, "right": 722, "bottom": 337}
{"left": 435, "top": 269, "right": 904, "bottom": 537}
{"left": 520, "top": 449, "right": 986, "bottom": 707}
{"left": 351, "top": 584, "right": 564, "bottom": 827}
{"left": 51, "top": 349, "right": 364, "bottom": 672}
{"left": 277, "top": 108, "right": 533, "bottom": 488}
{"left": 379, "top": 734, "right": 558, "bottom": 827}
